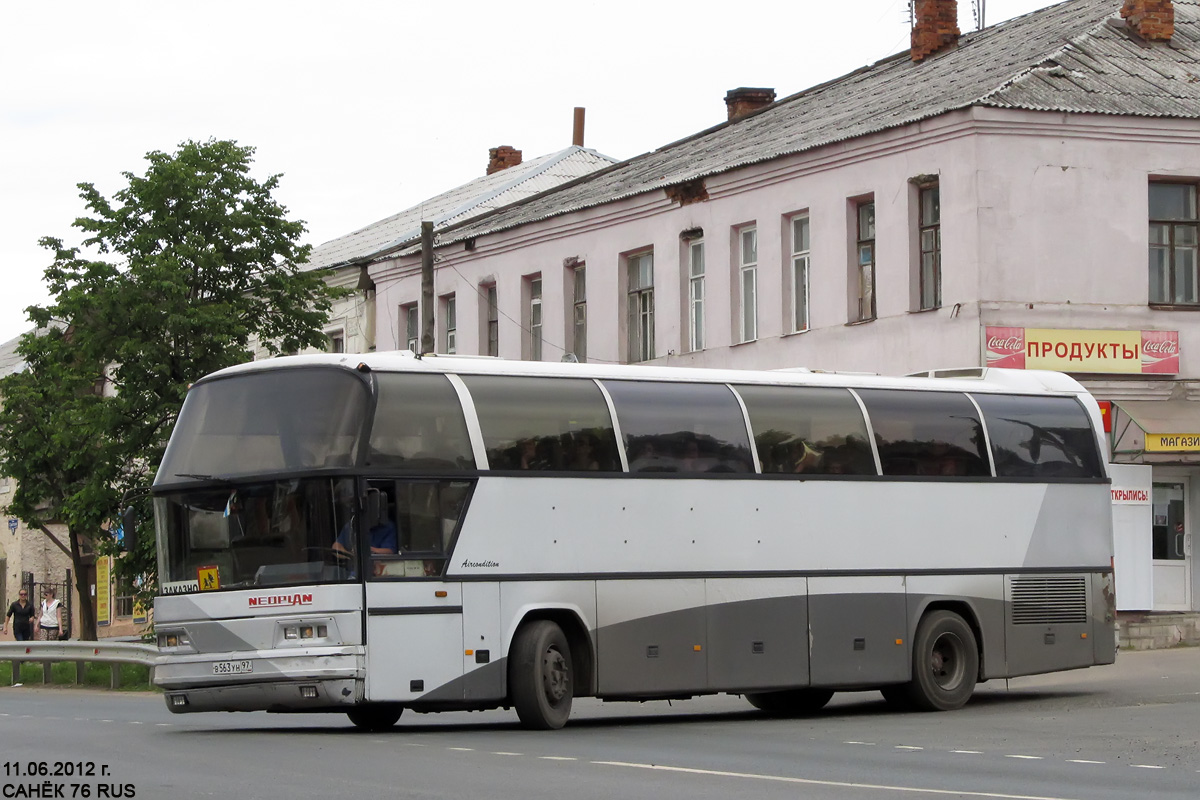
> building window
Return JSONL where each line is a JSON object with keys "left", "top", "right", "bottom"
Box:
{"left": 485, "top": 284, "right": 499, "bottom": 357}
{"left": 572, "top": 265, "right": 587, "bottom": 362}
{"left": 326, "top": 330, "right": 345, "bottom": 354}
{"left": 855, "top": 200, "right": 876, "bottom": 322}
{"left": 1150, "top": 182, "right": 1199, "bottom": 305}
{"left": 688, "top": 239, "right": 705, "bottom": 351}
{"left": 790, "top": 215, "right": 810, "bottom": 333}
{"left": 443, "top": 295, "right": 456, "bottom": 354}
{"left": 738, "top": 227, "right": 758, "bottom": 342}
{"left": 627, "top": 252, "right": 654, "bottom": 363}
{"left": 919, "top": 185, "right": 941, "bottom": 310}
{"left": 527, "top": 276, "right": 543, "bottom": 361}
{"left": 402, "top": 303, "right": 419, "bottom": 351}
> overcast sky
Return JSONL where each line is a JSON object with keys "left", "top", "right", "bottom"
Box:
{"left": 1, "top": 0, "right": 1067, "bottom": 345}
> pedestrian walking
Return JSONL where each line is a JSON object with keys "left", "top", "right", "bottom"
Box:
{"left": 2, "top": 588, "right": 36, "bottom": 640}
{"left": 34, "top": 587, "right": 64, "bottom": 641}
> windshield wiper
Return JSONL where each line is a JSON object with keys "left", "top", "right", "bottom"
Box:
{"left": 174, "top": 473, "right": 234, "bottom": 485}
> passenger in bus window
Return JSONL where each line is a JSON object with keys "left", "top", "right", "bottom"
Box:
{"left": 792, "top": 441, "right": 822, "bottom": 473}
{"left": 517, "top": 438, "right": 550, "bottom": 470}
{"left": 567, "top": 434, "right": 600, "bottom": 470}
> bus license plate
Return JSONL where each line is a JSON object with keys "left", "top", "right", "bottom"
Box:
{"left": 212, "top": 660, "right": 253, "bottom": 675}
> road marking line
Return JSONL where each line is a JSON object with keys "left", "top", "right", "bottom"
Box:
{"left": 403, "top": 743, "right": 426, "bottom": 747}
{"left": 1066, "top": 760, "right": 1103, "bottom": 765}
{"left": 845, "top": 741, "right": 877, "bottom": 746}
{"left": 154, "top": 723, "right": 171, "bottom": 727}
{"left": 540, "top": 756, "right": 577, "bottom": 761}
{"left": 1005, "top": 755, "right": 1043, "bottom": 760}
{"left": 591, "top": 761, "right": 1086, "bottom": 800}
{"left": 1130, "top": 765, "right": 1164, "bottom": 770}
{"left": 952, "top": 751, "right": 983, "bottom": 755}
{"left": 896, "top": 746, "right": 924, "bottom": 750}
{"left": 491, "top": 752, "right": 523, "bottom": 757}
{"left": 129, "top": 721, "right": 142, "bottom": 725}
{"left": 447, "top": 747, "right": 474, "bottom": 752}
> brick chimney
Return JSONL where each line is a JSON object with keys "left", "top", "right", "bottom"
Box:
{"left": 725, "top": 87, "right": 776, "bottom": 121}
{"left": 911, "top": 0, "right": 961, "bottom": 62}
{"left": 1121, "top": 0, "right": 1174, "bottom": 41}
{"left": 487, "top": 145, "right": 523, "bottom": 175}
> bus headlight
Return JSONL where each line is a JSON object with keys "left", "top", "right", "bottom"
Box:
{"left": 158, "top": 631, "right": 191, "bottom": 648}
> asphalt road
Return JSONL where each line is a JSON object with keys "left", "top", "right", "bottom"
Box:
{"left": 1, "top": 648, "right": 1198, "bottom": 800}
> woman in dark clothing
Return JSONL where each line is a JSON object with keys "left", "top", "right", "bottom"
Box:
{"left": 3, "top": 589, "right": 35, "bottom": 641}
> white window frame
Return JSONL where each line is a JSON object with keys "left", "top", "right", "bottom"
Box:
{"left": 529, "top": 276, "right": 543, "bottom": 361}
{"left": 444, "top": 294, "right": 457, "bottom": 354}
{"left": 572, "top": 265, "right": 587, "bottom": 362}
{"left": 790, "top": 215, "right": 810, "bottom": 333}
{"left": 688, "top": 239, "right": 705, "bottom": 352}
{"left": 919, "top": 185, "right": 941, "bottom": 310}
{"left": 627, "top": 252, "right": 654, "bottom": 363}
{"left": 856, "top": 201, "right": 876, "bottom": 322}
{"left": 739, "top": 226, "right": 758, "bottom": 342}
{"left": 485, "top": 285, "right": 498, "bottom": 357}
{"left": 403, "top": 303, "right": 419, "bottom": 352}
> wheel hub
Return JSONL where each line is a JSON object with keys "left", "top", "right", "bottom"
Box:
{"left": 542, "top": 646, "right": 569, "bottom": 703}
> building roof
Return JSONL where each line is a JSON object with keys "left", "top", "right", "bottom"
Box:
{"left": 411, "top": 0, "right": 1200, "bottom": 253}
{"left": 305, "top": 145, "right": 619, "bottom": 271}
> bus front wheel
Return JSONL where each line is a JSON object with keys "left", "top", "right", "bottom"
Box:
{"left": 745, "top": 688, "right": 834, "bottom": 716}
{"left": 908, "top": 610, "right": 978, "bottom": 711}
{"left": 509, "top": 620, "right": 573, "bottom": 730}
{"left": 347, "top": 704, "right": 403, "bottom": 731}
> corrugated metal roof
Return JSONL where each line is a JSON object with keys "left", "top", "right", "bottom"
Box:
{"left": 305, "top": 146, "right": 618, "bottom": 271}
{"left": 414, "top": 0, "right": 1200, "bottom": 254}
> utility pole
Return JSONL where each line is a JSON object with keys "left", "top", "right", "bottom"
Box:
{"left": 421, "top": 220, "right": 434, "bottom": 354}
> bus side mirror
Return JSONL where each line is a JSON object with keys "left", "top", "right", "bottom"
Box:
{"left": 121, "top": 507, "right": 138, "bottom": 553}
{"left": 364, "top": 489, "right": 383, "bottom": 529}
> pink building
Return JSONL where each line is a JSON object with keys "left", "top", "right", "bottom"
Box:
{"left": 364, "top": 1, "right": 1198, "bottom": 623}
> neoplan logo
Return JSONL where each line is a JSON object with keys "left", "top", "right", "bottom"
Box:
{"left": 248, "top": 593, "right": 314, "bottom": 608}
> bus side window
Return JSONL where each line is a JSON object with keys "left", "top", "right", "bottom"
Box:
{"left": 734, "top": 384, "right": 875, "bottom": 476}
{"left": 854, "top": 389, "right": 989, "bottom": 478}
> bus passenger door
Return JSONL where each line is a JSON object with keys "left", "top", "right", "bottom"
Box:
{"left": 364, "top": 582, "right": 464, "bottom": 703}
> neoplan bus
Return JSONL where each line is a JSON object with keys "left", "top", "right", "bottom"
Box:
{"left": 149, "top": 353, "right": 1115, "bottom": 730}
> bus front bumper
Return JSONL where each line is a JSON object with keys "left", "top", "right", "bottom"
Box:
{"left": 155, "top": 648, "right": 364, "bottom": 713}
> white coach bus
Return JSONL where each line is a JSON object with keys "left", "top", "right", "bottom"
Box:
{"left": 149, "top": 353, "right": 1115, "bottom": 730}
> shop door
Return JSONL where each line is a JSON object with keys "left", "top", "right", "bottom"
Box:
{"left": 1152, "top": 481, "right": 1193, "bottom": 611}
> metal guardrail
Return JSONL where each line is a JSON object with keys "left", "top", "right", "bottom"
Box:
{"left": 1, "top": 641, "right": 157, "bottom": 689}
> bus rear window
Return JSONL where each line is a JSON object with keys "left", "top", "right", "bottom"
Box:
{"left": 734, "top": 385, "right": 875, "bottom": 475}
{"left": 971, "top": 394, "right": 1104, "bottom": 478}
{"left": 603, "top": 381, "right": 754, "bottom": 474}
{"left": 367, "top": 373, "right": 475, "bottom": 471}
{"left": 460, "top": 375, "right": 621, "bottom": 471}
{"left": 157, "top": 368, "right": 368, "bottom": 486}
{"left": 855, "top": 389, "right": 989, "bottom": 477}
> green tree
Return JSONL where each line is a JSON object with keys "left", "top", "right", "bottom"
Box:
{"left": 0, "top": 139, "right": 341, "bottom": 639}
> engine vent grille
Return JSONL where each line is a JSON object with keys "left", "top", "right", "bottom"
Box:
{"left": 1011, "top": 577, "right": 1087, "bottom": 625}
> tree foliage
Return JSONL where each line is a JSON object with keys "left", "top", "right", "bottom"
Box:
{"left": 0, "top": 139, "right": 341, "bottom": 638}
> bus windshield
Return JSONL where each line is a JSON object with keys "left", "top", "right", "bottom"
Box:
{"left": 156, "top": 477, "right": 357, "bottom": 592}
{"left": 156, "top": 367, "right": 370, "bottom": 487}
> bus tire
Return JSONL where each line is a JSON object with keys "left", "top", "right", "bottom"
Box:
{"left": 745, "top": 688, "right": 834, "bottom": 716}
{"left": 509, "top": 620, "right": 573, "bottom": 730}
{"left": 908, "top": 610, "right": 978, "bottom": 711}
{"left": 347, "top": 704, "right": 403, "bottom": 731}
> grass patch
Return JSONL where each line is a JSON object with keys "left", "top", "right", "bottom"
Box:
{"left": 1, "top": 659, "right": 153, "bottom": 690}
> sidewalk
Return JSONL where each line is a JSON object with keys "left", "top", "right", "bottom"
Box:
{"left": 1116, "top": 611, "right": 1200, "bottom": 649}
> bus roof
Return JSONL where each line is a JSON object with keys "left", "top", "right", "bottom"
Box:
{"left": 204, "top": 350, "right": 1091, "bottom": 397}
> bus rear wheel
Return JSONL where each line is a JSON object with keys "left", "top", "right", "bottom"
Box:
{"left": 509, "top": 620, "right": 573, "bottom": 730}
{"left": 347, "top": 704, "right": 403, "bottom": 731}
{"left": 908, "top": 610, "right": 978, "bottom": 711}
{"left": 745, "top": 688, "right": 834, "bottom": 716}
